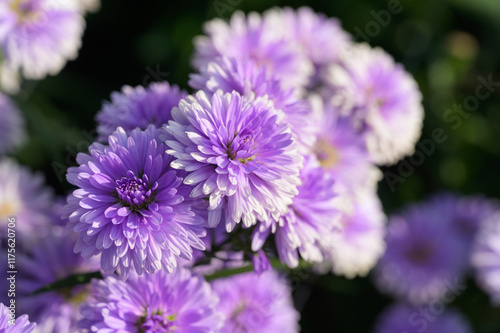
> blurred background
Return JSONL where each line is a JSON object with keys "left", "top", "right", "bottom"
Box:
{"left": 11, "top": 0, "right": 500, "bottom": 331}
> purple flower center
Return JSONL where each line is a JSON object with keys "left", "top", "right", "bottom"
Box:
{"left": 226, "top": 134, "right": 256, "bottom": 163}
{"left": 405, "top": 243, "right": 434, "bottom": 265}
{"left": 116, "top": 171, "right": 157, "bottom": 210}
{"left": 140, "top": 313, "right": 176, "bottom": 333}
{"left": 314, "top": 138, "right": 339, "bottom": 168}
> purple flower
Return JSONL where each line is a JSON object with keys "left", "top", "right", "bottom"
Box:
{"left": 212, "top": 270, "right": 299, "bottom": 333}
{"left": 0, "top": 158, "right": 54, "bottom": 238}
{"left": 0, "top": 93, "right": 26, "bottom": 155}
{"left": 15, "top": 230, "right": 99, "bottom": 333}
{"left": 252, "top": 250, "right": 271, "bottom": 275}
{"left": 65, "top": 125, "right": 206, "bottom": 278}
{"left": 96, "top": 82, "right": 187, "bottom": 141}
{"left": 252, "top": 156, "right": 339, "bottom": 268}
{"left": 190, "top": 57, "right": 316, "bottom": 153}
{"left": 192, "top": 11, "right": 313, "bottom": 92}
{"left": 374, "top": 198, "right": 467, "bottom": 304}
{"left": 374, "top": 302, "right": 472, "bottom": 333}
{"left": 319, "top": 186, "right": 386, "bottom": 278}
{"left": 322, "top": 43, "right": 424, "bottom": 165}
{"left": 0, "top": 0, "right": 85, "bottom": 80}
{"left": 0, "top": 303, "right": 36, "bottom": 333}
{"left": 79, "top": 268, "right": 223, "bottom": 332}
{"left": 165, "top": 90, "right": 302, "bottom": 231}
{"left": 471, "top": 211, "right": 500, "bottom": 304}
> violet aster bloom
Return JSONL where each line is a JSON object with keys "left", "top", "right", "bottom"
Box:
{"left": 0, "top": 158, "right": 54, "bottom": 238}
{"left": 96, "top": 82, "right": 187, "bottom": 141}
{"left": 192, "top": 11, "right": 313, "bottom": 92}
{"left": 374, "top": 200, "right": 467, "bottom": 304}
{"left": 322, "top": 43, "right": 424, "bottom": 165}
{"left": 310, "top": 95, "right": 377, "bottom": 192}
{"left": 471, "top": 211, "right": 500, "bottom": 305}
{"left": 165, "top": 90, "right": 302, "bottom": 231}
{"left": 212, "top": 270, "right": 299, "bottom": 333}
{"left": 65, "top": 125, "right": 206, "bottom": 278}
{"left": 252, "top": 156, "right": 339, "bottom": 268}
{"left": 319, "top": 185, "right": 386, "bottom": 278}
{"left": 79, "top": 268, "right": 223, "bottom": 332}
{"left": 0, "top": 0, "right": 85, "bottom": 80}
{"left": 374, "top": 302, "right": 472, "bottom": 333}
{"left": 0, "top": 303, "right": 36, "bottom": 333}
{"left": 190, "top": 57, "right": 315, "bottom": 153}
{"left": 0, "top": 93, "right": 26, "bottom": 155}
{"left": 15, "top": 230, "right": 99, "bottom": 333}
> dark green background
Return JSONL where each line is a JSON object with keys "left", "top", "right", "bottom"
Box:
{"left": 11, "top": 0, "right": 500, "bottom": 331}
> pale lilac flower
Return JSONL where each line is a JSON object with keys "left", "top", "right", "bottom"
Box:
{"left": 165, "top": 90, "right": 302, "bottom": 231}
{"left": 0, "top": 93, "right": 26, "bottom": 154}
{"left": 79, "top": 269, "right": 222, "bottom": 332}
{"left": 322, "top": 43, "right": 424, "bottom": 165}
{"left": 192, "top": 11, "right": 313, "bottom": 91}
{"left": 65, "top": 125, "right": 206, "bottom": 278}
{"left": 0, "top": 303, "right": 36, "bottom": 333}
{"left": 96, "top": 81, "right": 187, "bottom": 141}
{"left": 0, "top": 0, "right": 85, "bottom": 80}
{"left": 212, "top": 270, "right": 299, "bottom": 333}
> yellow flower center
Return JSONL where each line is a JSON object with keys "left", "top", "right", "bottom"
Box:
{"left": 9, "top": 0, "right": 43, "bottom": 23}
{"left": 0, "top": 202, "right": 17, "bottom": 218}
{"left": 315, "top": 139, "right": 339, "bottom": 168}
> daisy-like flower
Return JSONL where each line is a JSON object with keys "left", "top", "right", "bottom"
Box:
{"left": 212, "top": 270, "right": 299, "bottom": 333}
{"left": 0, "top": 0, "right": 85, "bottom": 80}
{"left": 252, "top": 156, "right": 340, "bottom": 268}
{"left": 96, "top": 82, "right": 187, "bottom": 141}
{"left": 264, "top": 7, "right": 351, "bottom": 72}
{"left": 471, "top": 211, "right": 500, "bottom": 305}
{"left": 165, "top": 90, "right": 302, "bottom": 231}
{"left": 374, "top": 199, "right": 467, "bottom": 304}
{"left": 374, "top": 302, "right": 472, "bottom": 333}
{"left": 192, "top": 11, "right": 313, "bottom": 92}
{"left": 0, "top": 303, "right": 36, "bottom": 333}
{"left": 322, "top": 43, "right": 424, "bottom": 165}
{"left": 79, "top": 268, "right": 222, "bottom": 332}
{"left": 0, "top": 158, "right": 54, "bottom": 238}
{"left": 190, "top": 57, "right": 315, "bottom": 153}
{"left": 0, "top": 93, "right": 26, "bottom": 155}
{"left": 319, "top": 185, "right": 386, "bottom": 278}
{"left": 310, "top": 95, "right": 376, "bottom": 191}
{"left": 65, "top": 125, "right": 206, "bottom": 278}
{"left": 15, "top": 230, "right": 100, "bottom": 333}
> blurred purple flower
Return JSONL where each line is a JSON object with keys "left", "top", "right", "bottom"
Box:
{"left": 79, "top": 268, "right": 222, "bottom": 332}
{"left": 252, "top": 250, "right": 271, "bottom": 275}
{"left": 322, "top": 43, "right": 424, "bottom": 165}
{"left": 0, "top": 0, "right": 85, "bottom": 80}
{"left": 165, "top": 90, "right": 302, "bottom": 231}
{"left": 374, "top": 302, "right": 472, "bottom": 333}
{"left": 375, "top": 199, "right": 467, "bottom": 304}
{"left": 212, "top": 270, "right": 299, "bottom": 333}
{"left": 0, "top": 303, "right": 36, "bottom": 333}
{"left": 192, "top": 11, "right": 313, "bottom": 92}
{"left": 0, "top": 93, "right": 26, "bottom": 154}
{"left": 252, "top": 156, "right": 339, "bottom": 268}
{"left": 96, "top": 81, "right": 187, "bottom": 141}
{"left": 65, "top": 125, "right": 206, "bottom": 278}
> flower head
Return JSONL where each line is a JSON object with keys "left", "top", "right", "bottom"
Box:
{"left": 96, "top": 82, "right": 187, "bottom": 141}
{"left": 65, "top": 125, "right": 206, "bottom": 278}
{"left": 212, "top": 270, "right": 299, "bottom": 333}
{"left": 0, "top": 158, "right": 54, "bottom": 238}
{"left": 322, "top": 43, "right": 424, "bottom": 165}
{"left": 192, "top": 11, "right": 313, "bottom": 91}
{"left": 252, "top": 156, "right": 339, "bottom": 268}
{"left": 374, "top": 303, "right": 472, "bottom": 333}
{"left": 0, "top": 93, "right": 26, "bottom": 155}
{"left": 0, "top": 303, "right": 36, "bottom": 333}
{"left": 375, "top": 198, "right": 467, "bottom": 304}
{"left": 15, "top": 230, "right": 99, "bottom": 333}
{"left": 0, "top": 0, "right": 85, "bottom": 80}
{"left": 79, "top": 268, "right": 222, "bottom": 332}
{"left": 165, "top": 90, "right": 302, "bottom": 231}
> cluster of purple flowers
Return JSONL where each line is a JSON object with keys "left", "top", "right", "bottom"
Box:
{"left": 5, "top": 4, "right": 498, "bottom": 333}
